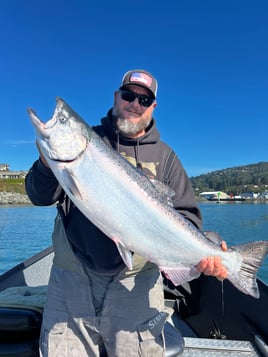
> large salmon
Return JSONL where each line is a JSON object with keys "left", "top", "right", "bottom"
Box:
{"left": 28, "top": 97, "right": 268, "bottom": 298}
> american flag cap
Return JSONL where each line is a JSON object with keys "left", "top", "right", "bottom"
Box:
{"left": 120, "top": 69, "right": 158, "bottom": 98}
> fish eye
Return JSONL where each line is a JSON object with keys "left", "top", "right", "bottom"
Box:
{"left": 59, "top": 116, "right": 68, "bottom": 124}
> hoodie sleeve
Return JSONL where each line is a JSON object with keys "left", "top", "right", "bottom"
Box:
{"left": 168, "top": 155, "right": 202, "bottom": 230}
{"left": 25, "top": 158, "right": 63, "bottom": 206}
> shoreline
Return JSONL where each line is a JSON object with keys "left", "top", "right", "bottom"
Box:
{"left": 1, "top": 191, "right": 267, "bottom": 206}
{"left": 0, "top": 192, "right": 31, "bottom": 205}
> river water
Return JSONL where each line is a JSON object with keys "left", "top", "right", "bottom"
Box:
{"left": 0, "top": 202, "right": 267, "bottom": 283}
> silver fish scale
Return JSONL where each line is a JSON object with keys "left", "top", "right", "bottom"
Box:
{"left": 183, "top": 337, "right": 259, "bottom": 356}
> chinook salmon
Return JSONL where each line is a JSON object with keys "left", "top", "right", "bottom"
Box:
{"left": 28, "top": 97, "right": 268, "bottom": 298}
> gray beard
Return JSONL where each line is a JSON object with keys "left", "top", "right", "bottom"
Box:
{"left": 116, "top": 117, "right": 151, "bottom": 137}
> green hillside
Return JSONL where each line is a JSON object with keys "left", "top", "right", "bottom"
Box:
{"left": 190, "top": 162, "right": 268, "bottom": 195}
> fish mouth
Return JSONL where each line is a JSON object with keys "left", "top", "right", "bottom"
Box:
{"left": 27, "top": 97, "right": 67, "bottom": 137}
{"left": 27, "top": 108, "right": 50, "bottom": 138}
{"left": 27, "top": 102, "right": 88, "bottom": 163}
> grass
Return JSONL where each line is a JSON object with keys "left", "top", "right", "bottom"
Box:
{"left": 0, "top": 179, "right": 26, "bottom": 194}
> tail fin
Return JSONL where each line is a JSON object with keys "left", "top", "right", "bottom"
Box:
{"left": 228, "top": 240, "right": 268, "bottom": 298}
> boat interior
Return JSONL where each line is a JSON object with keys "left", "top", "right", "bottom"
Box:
{"left": 0, "top": 247, "right": 267, "bottom": 356}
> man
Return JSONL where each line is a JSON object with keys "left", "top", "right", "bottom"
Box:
{"left": 26, "top": 69, "right": 227, "bottom": 356}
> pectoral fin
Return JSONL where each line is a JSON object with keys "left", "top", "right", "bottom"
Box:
{"left": 114, "top": 240, "right": 133, "bottom": 270}
{"left": 62, "top": 169, "right": 83, "bottom": 199}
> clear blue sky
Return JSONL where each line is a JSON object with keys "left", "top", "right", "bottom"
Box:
{"left": 1, "top": 0, "right": 267, "bottom": 177}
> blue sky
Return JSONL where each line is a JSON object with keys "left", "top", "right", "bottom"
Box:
{"left": 1, "top": 0, "right": 267, "bottom": 177}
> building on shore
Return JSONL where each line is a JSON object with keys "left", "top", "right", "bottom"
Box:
{"left": 0, "top": 164, "right": 27, "bottom": 179}
{"left": 199, "top": 191, "right": 230, "bottom": 200}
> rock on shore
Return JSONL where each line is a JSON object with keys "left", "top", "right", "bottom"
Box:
{"left": 0, "top": 191, "right": 31, "bottom": 205}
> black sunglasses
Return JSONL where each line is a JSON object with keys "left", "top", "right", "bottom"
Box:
{"left": 119, "top": 90, "right": 154, "bottom": 108}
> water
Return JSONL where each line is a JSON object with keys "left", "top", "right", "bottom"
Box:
{"left": 200, "top": 201, "right": 268, "bottom": 283}
{"left": 0, "top": 202, "right": 267, "bottom": 283}
{"left": 0, "top": 205, "right": 55, "bottom": 274}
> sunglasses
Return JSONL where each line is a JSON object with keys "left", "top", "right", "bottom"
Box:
{"left": 119, "top": 90, "right": 154, "bottom": 108}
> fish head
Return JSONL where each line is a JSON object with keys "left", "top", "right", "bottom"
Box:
{"left": 28, "top": 97, "right": 89, "bottom": 163}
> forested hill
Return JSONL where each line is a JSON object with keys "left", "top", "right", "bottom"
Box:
{"left": 190, "top": 162, "right": 268, "bottom": 194}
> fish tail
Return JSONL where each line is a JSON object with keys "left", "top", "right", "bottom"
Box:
{"left": 228, "top": 240, "right": 268, "bottom": 298}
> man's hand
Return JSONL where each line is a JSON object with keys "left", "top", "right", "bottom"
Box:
{"left": 196, "top": 241, "right": 228, "bottom": 280}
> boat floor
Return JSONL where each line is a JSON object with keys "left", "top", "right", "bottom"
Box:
{"left": 183, "top": 337, "right": 259, "bottom": 356}
{"left": 169, "top": 316, "right": 262, "bottom": 356}
{"left": 166, "top": 301, "right": 264, "bottom": 356}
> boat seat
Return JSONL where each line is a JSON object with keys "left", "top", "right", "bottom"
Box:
{"left": 0, "top": 307, "right": 42, "bottom": 357}
{"left": 0, "top": 341, "right": 39, "bottom": 357}
{"left": 0, "top": 307, "right": 42, "bottom": 342}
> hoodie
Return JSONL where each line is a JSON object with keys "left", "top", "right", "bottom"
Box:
{"left": 25, "top": 109, "right": 202, "bottom": 274}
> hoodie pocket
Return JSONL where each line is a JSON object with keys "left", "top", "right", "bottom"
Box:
{"left": 40, "top": 311, "right": 68, "bottom": 357}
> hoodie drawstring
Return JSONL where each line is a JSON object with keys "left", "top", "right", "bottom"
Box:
{"left": 115, "top": 130, "right": 143, "bottom": 173}
{"left": 115, "top": 130, "right": 120, "bottom": 153}
{"left": 135, "top": 141, "right": 143, "bottom": 172}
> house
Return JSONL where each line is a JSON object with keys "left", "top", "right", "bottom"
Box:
{"left": 0, "top": 171, "right": 27, "bottom": 179}
{"left": 0, "top": 164, "right": 9, "bottom": 171}
{"left": 199, "top": 191, "right": 230, "bottom": 200}
{"left": 241, "top": 192, "right": 260, "bottom": 200}
{"left": 0, "top": 164, "right": 27, "bottom": 179}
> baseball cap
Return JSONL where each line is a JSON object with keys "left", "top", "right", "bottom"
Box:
{"left": 119, "top": 69, "right": 158, "bottom": 98}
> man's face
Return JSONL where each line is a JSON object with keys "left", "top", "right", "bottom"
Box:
{"left": 112, "top": 85, "right": 157, "bottom": 138}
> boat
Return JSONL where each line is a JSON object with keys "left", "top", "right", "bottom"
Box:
{"left": 200, "top": 191, "right": 247, "bottom": 203}
{"left": 0, "top": 246, "right": 267, "bottom": 356}
{"left": 207, "top": 197, "right": 246, "bottom": 202}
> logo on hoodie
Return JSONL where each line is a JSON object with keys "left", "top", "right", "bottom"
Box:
{"left": 121, "top": 152, "right": 159, "bottom": 177}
